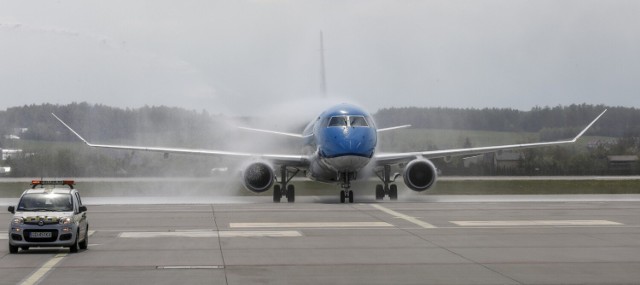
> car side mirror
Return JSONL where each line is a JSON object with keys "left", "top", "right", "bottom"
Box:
{"left": 8, "top": 206, "right": 15, "bottom": 214}
{"left": 79, "top": 206, "right": 87, "bottom": 213}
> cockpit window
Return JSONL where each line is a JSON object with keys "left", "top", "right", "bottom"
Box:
{"left": 327, "top": 116, "right": 369, "bottom": 127}
{"left": 328, "top": 116, "right": 348, "bottom": 127}
{"left": 350, "top": 116, "right": 369, "bottom": 127}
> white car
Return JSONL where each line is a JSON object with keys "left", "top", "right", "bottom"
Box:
{"left": 7, "top": 180, "right": 89, "bottom": 254}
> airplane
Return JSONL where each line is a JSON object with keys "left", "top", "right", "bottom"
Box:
{"left": 52, "top": 105, "right": 606, "bottom": 203}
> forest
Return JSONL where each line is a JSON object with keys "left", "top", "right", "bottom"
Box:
{"left": 1, "top": 102, "right": 639, "bottom": 177}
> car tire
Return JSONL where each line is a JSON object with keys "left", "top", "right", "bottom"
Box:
{"left": 79, "top": 226, "right": 89, "bottom": 250}
{"left": 9, "top": 244, "right": 18, "bottom": 254}
{"left": 69, "top": 231, "right": 79, "bottom": 253}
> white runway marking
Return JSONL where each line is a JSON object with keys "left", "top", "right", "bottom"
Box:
{"left": 157, "top": 265, "right": 224, "bottom": 269}
{"left": 119, "top": 230, "right": 302, "bottom": 238}
{"left": 229, "top": 222, "right": 393, "bottom": 228}
{"left": 451, "top": 220, "right": 623, "bottom": 227}
{"left": 371, "top": 204, "right": 437, "bottom": 228}
{"left": 19, "top": 253, "right": 67, "bottom": 285}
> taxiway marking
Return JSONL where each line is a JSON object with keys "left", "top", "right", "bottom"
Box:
{"left": 230, "top": 222, "right": 393, "bottom": 228}
{"left": 451, "top": 220, "right": 623, "bottom": 227}
{"left": 119, "top": 230, "right": 302, "bottom": 238}
{"left": 157, "top": 265, "right": 224, "bottom": 270}
{"left": 371, "top": 204, "right": 437, "bottom": 228}
{"left": 19, "top": 253, "right": 67, "bottom": 285}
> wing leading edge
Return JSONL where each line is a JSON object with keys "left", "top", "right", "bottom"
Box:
{"left": 51, "top": 113, "right": 310, "bottom": 167}
{"left": 374, "top": 109, "right": 607, "bottom": 165}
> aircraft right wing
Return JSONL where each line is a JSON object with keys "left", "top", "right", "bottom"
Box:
{"left": 374, "top": 109, "right": 607, "bottom": 165}
{"left": 52, "top": 114, "right": 311, "bottom": 167}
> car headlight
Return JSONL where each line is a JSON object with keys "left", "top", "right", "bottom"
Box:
{"left": 59, "top": 217, "right": 72, "bottom": 225}
{"left": 11, "top": 218, "right": 24, "bottom": 225}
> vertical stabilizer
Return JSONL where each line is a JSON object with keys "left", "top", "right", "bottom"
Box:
{"left": 320, "top": 31, "right": 327, "bottom": 97}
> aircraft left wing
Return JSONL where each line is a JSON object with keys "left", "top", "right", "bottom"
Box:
{"left": 52, "top": 114, "right": 310, "bottom": 167}
{"left": 374, "top": 109, "right": 607, "bottom": 165}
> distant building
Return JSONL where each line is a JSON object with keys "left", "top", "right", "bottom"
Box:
{"left": 12, "top": 128, "right": 28, "bottom": 134}
{"left": 0, "top": 166, "right": 10, "bottom": 175}
{"left": 607, "top": 155, "right": 639, "bottom": 175}
{"left": 494, "top": 152, "right": 524, "bottom": 170}
{"left": 463, "top": 152, "right": 524, "bottom": 173}
{"left": 1, "top": 149, "right": 23, "bottom": 160}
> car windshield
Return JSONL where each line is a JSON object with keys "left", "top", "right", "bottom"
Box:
{"left": 17, "top": 193, "right": 73, "bottom": 212}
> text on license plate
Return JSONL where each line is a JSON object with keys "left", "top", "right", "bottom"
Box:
{"left": 29, "top": 232, "right": 52, "bottom": 238}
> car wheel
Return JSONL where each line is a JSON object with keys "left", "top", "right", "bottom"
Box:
{"left": 79, "top": 226, "right": 89, "bottom": 250}
{"left": 69, "top": 231, "right": 79, "bottom": 253}
{"left": 9, "top": 244, "right": 18, "bottom": 254}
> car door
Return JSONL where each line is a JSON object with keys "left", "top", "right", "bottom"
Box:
{"left": 74, "top": 192, "right": 88, "bottom": 239}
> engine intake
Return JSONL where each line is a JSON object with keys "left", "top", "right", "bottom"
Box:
{"left": 242, "top": 162, "right": 275, "bottom": 193}
{"left": 403, "top": 159, "right": 437, "bottom": 192}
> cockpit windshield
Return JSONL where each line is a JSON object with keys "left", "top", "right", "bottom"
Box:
{"left": 328, "top": 116, "right": 348, "bottom": 127}
{"left": 328, "top": 116, "right": 369, "bottom": 128}
{"left": 17, "top": 193, "right": 74, "bottom": 212}
{"left": 350, "top": 116, "right": 368, "bottom": 127}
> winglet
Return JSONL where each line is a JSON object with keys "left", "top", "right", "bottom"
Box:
{"left": 571, "top": 109, "right": 607, "bottom": 142}
{"left": 51, "top": 113, "right": 91, "bottom": 145}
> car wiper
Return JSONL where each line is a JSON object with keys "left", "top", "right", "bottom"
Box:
{"left": 29, "top": 208, "right": 57, "bottom": 212}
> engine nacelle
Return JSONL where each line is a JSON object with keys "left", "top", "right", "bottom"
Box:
{"left": 403, "top": 159, "right": 438, "bottom": 192}
{"left": 241, "top": 162, "right": 275, "bottom": 193}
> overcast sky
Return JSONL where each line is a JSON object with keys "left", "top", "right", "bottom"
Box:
{"left": 1, "top": 0, "right": 639, "bottom": 115}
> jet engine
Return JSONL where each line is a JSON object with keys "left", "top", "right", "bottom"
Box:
{"left": 241, "top": 162, "right": 275, "bottom": 193}
{"left": 402, "top": 159, "right": 438, "bottom": 192}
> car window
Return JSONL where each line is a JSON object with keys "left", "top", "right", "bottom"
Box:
{"left": 75, "top": 192, "right": 83, "bottom": 206}
{"left": 17, "top": 193, "right": 74, "bottom": 212}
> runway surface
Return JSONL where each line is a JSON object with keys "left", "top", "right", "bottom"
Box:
{"left": 2, "top": 196, "right": 640, "bottom": 284}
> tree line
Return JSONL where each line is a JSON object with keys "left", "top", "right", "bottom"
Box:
{"left": 1, "top": 102, "right": 639, "bottom": 177}
{"left": 374, "top": 104, "right": 640, "bottom": 138}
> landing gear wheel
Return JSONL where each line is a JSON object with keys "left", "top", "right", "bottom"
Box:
{"left": 340, "top": 190, "right": 346, "bottom": 203}
{"left": 389, "top": 184, "right": 398, "bottom": 200}
{"left": 286, "top": 185, "right": 295, "bottom": 203}
{"left": 9, "top": 244, "right": 18, "bottom": 254}
{"left": 273, "top": 185, "right": 281, "bottom": 203}
{"left": 375, "top": 185, "right": 384, "bottom": 200}
{"left": 348, "top": 190, "right": 354, "bottom": 203}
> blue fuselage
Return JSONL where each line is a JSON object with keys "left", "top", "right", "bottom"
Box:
{"left": 302, "top": 104, "right": 377, "bottom": 183}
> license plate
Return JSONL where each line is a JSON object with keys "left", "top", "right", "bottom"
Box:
{"left": 29, "top": 232, "right": 52, "bottom": 238}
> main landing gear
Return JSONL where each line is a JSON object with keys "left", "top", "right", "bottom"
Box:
{"left": 375, "top": 165, "right": 398, "bottom": 200}
{"left": 339, "top": 172, "right": 355, "bottom": 203}
{"left": 273, "top": 166, "right": 299, "bottom": 203}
